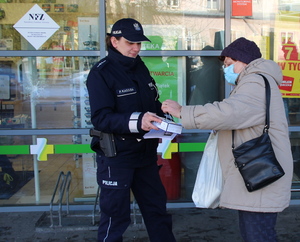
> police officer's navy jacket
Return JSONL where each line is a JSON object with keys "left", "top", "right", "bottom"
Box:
{"left": 87, "top": 48, "right": 164, "bottom": 168}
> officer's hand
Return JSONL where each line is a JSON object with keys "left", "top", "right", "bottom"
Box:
{"left": 141, "top": 112, "right": 161, "bottom": 131}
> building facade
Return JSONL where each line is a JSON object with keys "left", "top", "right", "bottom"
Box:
{"left": 0, "top": 0, "right": 300, "bottom": 210}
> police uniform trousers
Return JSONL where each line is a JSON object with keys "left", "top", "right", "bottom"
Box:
{"left": 96, "top": 155, "right": 176, "bottom": 242}
{"left": 238, "top": 210, "right": 278, "bottom": 242}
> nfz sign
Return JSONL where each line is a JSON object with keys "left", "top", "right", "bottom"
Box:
{"left": 13, "top": 4, "right": 60, "bottom": 49}
{"left": 29, "top": 14, "right": 45, "bottom": 21}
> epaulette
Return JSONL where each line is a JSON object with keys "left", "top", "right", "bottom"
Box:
{"left": 95, "top": 58, "right": 109, "bottom": 70}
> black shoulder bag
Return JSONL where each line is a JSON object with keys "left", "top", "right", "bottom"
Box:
{"left": 232, "top": 74, "right": 285, "bottom": 192}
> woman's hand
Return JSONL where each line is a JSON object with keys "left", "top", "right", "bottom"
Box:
{"left": 162, "top": 100, "right": 182, "bottom": 118}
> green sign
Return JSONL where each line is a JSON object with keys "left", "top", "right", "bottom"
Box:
{"left": 142, "top": 36, "right": 179, "bottom": 103}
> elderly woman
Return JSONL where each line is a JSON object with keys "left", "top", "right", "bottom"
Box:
{"left": 162, "top": 37, "right": 293, "bottom": 242}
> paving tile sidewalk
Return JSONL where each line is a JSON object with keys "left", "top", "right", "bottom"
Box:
{"left": 0, "top": 205, "right": 299, "bottom": 242}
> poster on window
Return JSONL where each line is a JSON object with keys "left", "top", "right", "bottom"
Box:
{"left": 141, "top": 35, "right": 180, "bottom": 109}
{"left": 232, "top": 0, "right": 252, "bottom": 17}
{"left": 277, "top": 39, "right": 300, "bottom": 97}
{"left": 275, "top": 13, "right": 300, "bottom": 98}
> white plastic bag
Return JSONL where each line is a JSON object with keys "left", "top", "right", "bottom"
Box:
{"left": 192, "top": 131, "right": 223, "bottom": 208}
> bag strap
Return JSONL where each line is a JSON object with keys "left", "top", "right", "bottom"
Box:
{"left": 232, "top": 74, "right": 271, "bottom": 149}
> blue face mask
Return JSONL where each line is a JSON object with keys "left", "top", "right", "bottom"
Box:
{"left": 223, "top": 64, "right": 239, "bottom": 85}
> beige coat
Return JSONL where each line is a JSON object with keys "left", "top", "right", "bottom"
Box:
{"left": 181, "top": 58, "right": 293, "bottom": 212}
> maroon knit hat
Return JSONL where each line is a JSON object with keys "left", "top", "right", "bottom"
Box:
{"left": 220, "top": 37, "right": 262, "bottom": 64}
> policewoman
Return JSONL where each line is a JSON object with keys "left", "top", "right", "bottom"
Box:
{"left": 86, "top": 18, "right": 176, "bottom": 242}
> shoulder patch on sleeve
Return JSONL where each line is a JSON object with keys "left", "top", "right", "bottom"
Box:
{"left": 96, "top": 59, "right": 108, "bottom": 70}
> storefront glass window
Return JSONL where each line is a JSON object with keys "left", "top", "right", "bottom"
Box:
{"left": 0, "top": 52, "right": 222, "bottom": 205}
{"left": 277, "top": 3, "right": 300, "bottom": 126}
{"left": 0, "top": 56, "right": 96, "bottom": 130}
{"left": 0, "top": 1, "right": 99, "bottom": 51}
{"left": 0, "top": 56, "right": 177, "bottom": 130}
{"left": 291, "top": 131, "right": 300, "bottom": 191}
{"left": 230, "top": 1, "right": 300, "bottom": 126}
{"left": 186, "top": 53, "right": 224, "bottom": 105}
{"left": 1, "top": 0, "right": 300, "bottom": 207}
{"left": 0, "top": 150, "right": 89, "bottom": 205}
{"left": 106, "top": 0, "right": 225, "bottom": 50}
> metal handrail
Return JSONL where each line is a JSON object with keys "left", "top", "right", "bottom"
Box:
{"left": 132, "top": 199, "right": 138, "bottom": 225}
{"left": 65, "top": 171, "right": 72, "bottom": 215}
{"left": 92, "top": 186, "right": 101, "bottom": 226}
{"left": 49, "top": 171, "right": 72, "bottom": 227}
{"left": 49, "top": 171, "right": 64, "bottom": 227}
{"left": 132, "top": 198, "right": 144, "bottom": 226}
{"left": 58, "top": 171, "right": 72, "bottom": 226}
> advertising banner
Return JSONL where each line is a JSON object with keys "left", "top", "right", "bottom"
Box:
{"left": 232, "top": 0, "right": 252, "bottom": 17}
{"left": 275, "top": 11, "right": 300, "bottom": 98}
{"left": 142, "top": 36, "right": 179, "bottom": 103}
{"left": 278, "top": 36, "right": 300, "bottom": 97}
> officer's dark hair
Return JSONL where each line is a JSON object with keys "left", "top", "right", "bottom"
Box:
{"left": 106, "top": 35, "right": 121, "bottom": 50}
